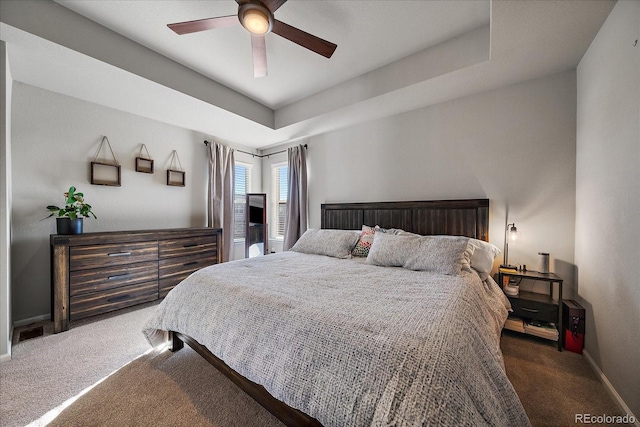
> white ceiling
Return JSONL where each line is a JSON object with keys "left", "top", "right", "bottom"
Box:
{"left": 0, "top": 0, "right": 616, "bottom": 150}
{"left": 53, "top": 0, "right": 491, "bottom": 110}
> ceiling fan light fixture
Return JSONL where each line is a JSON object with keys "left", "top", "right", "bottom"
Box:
{"left": 239, "top": 4, "right": 273, "bottom": 35}
{"left": 169, "top": 0, "right": 338, "bottom": 77}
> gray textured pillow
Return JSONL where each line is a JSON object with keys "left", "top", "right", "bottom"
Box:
{"left": 365, "top": 232, "right": 419, "bottom": 267}
{"left": 289, "top": 229, "right": 360, "bottom": 259}
{"left": 404, "top": 235, "right": 475, "bottom": 275}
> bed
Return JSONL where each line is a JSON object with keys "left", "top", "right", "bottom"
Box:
{"left": 143, "top": 199, "right": 531, "bottom": 426}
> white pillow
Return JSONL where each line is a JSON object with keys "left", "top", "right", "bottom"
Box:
{"left": 290, "top": 229, "right": 360, "bottom": 259}
{"left": 467, "top": 238, "right": 501, "bottom": 276}
{"left": 404, "top": 235, "right": 475, "bottom": 276}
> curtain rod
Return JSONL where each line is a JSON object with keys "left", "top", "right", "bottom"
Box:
{"left": 203, "top": 140, "right": 307, "bottom": 158}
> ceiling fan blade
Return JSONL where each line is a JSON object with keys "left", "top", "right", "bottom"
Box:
{"left": 262, "top": 0, "right": 288, "bottom": 13}
{"left": 168, "top": 15, "right": 238, "bottom": 35}
{"left": 251, "top": 34, "right": 268, "bottom": 78}
{"left": 272, "top": 20, "right": 337, "bottom": 58}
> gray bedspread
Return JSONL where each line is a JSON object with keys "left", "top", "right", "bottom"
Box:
{"left": 143, "top": 251, "right": 530, "bottom": 427}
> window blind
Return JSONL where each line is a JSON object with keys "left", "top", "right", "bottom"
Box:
{"left": 272, "top": 163, "right": 288, "bottom": 238}
{"left": 234, "top": 163, "right": 252, "bottom": 240}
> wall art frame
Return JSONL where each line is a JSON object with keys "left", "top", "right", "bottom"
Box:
{"left": 167, "top": 150, "right": 186, "bottom": 187}
{"left": 91, "top": 136, "right": 121, "bottom": 186}
{"left": 135, "top": 144, "right": 154, "bottom": 174}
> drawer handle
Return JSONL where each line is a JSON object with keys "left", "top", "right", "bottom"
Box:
{"left": 108, "top": 273, "right": 131, "bottom": 281}
{"left": 183, "top": 261, "right": 198, "bottom": 267}
{"left": 183, "top": 244, "right": 199, "bottom": 248}
{"left": 521, "top": 307, "right": 540, "bottom": 313}
{"left": 108, "top": 252, "right": 131, "bottom": 257}
{"left": 108, "top": 294, "right": 130, "bottom": 303}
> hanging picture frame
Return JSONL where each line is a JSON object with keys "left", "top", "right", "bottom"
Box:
{"left": 91, "top": 136, "right": 121, "bottom": 186}
{"left": 166, "top": 150, "right": 186, "bottom": 187}
{"left": 135, "top": 144, "right": 154, "bottom": 174}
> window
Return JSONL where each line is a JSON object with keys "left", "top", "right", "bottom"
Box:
{"left": 234, "top": 163, "right": 252, "bottom": 240}
{"left": 272, "top": 163, "right": 288, "bottom": 238}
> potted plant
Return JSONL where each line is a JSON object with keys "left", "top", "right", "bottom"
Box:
{"left": 45, "top": 186, "right": 97, "bottom": 235}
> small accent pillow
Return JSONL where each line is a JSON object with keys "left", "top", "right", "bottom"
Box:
{"left": 352, "top": 225, "right": 377, "bottom": 257}
{"left": 404, "top": 235, "right": 475, "bottom": 276}
{"left": 365, "top": 232, "right": 419, "bottom": 267}
{"left": 290, "top": 229, "right": 360, "bottom": 259}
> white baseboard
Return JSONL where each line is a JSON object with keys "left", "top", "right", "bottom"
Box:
{"left": 2, "top": 323, "right": 12, "bottom": 362}
{"left": 1, "top": 326, "right": 11, "bottom": 362}
{"left": 583, "top": 349, "right": 639, "bottom": 427}
{"left": 13, "top": 313, "right": 50, "bottom": 328}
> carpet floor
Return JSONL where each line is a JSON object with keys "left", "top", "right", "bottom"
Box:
{"left": 500, "top": 331, "right": 630, "bottom": 426}
{"left": 47, "top": 345, "right": 283, "bottom": 427}
{"left": 0, "top": 303, "right": 630, "bottom": 427}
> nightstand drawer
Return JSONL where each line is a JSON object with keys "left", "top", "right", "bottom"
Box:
{"left": 70, "top": 242, "right": 158, "bottom": 271}
{"left": 69, "top": 261, "right": 158, "bottom": 296}
{"left": 509, "top": 298, "right": 557, "bottom": 323}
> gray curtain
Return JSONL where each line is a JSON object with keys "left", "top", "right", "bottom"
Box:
{"left": 283, "top": 145, "right": 308, "bottom": 251}
{"left": 207, "top": 141, "right": 235, "bottom": 262}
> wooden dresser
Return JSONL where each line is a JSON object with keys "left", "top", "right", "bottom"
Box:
{"left": 51, "top": 227, "right": 222, "bottom": 333}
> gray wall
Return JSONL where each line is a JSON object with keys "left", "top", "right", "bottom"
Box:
{"left": 1, "top": 41, "right": 13, "bottom": 361}
{"left": 9, "top": 83, "right": 259, "bottom": 323}
{"left": 575, "top": 0, "right": 640, "bottom": 418}
{"left": 264, "top": 71, "right": 578, "bottom": 297}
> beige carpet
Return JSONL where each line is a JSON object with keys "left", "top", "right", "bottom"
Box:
{"left": 1, "top": 303, "right": 631, "bottom": 427}
{"left": 48, "top": 346, "right": 283, "bottom": 427}
{"left": 501, "top": 331, "right": 630, "bottom": 427}
{"left": 1, "top": 302, "right": 160, "bottom": 427}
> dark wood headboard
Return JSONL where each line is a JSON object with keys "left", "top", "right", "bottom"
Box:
{"left": 321, "top": 199, "right": 489, "bottom": 242}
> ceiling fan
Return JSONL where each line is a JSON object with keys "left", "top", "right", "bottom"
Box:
{"left": 167, "top": 0, "right": 338, "bottom": 78}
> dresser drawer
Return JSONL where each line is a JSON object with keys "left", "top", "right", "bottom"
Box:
{"left": 159, "top": 236, "right": 218, "bottom": 259}
{"left": 158, "top": 253, "right": 217, "bottom": 297}
{"left": 70, "top": 281, "right": 158, "bottom": 321}
{"left": 69, "top": 261, "right": 158, "bottom": 296}
{"left": 70, "top": 241, "right": 158, "bottom": 271}
{"left": 509, "top": 298, "right": 558, "bottom": 323}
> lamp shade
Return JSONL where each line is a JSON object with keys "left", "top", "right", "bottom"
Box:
{"left": 239, "top": 4, "right": 273, "bottom": 35}
{"left": 244, "top": 10, "right": 269, "bottom": 34}
{"left": 501, "top": 223, "right": 518, "bottom": 268}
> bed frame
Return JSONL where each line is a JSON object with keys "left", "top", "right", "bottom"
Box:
{"left": 170, "top": 198, "right": 490, "bottom": 426}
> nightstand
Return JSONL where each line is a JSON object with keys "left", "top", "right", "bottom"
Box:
{"left": 498, "top": 268, "right": 564, "bottom": 351}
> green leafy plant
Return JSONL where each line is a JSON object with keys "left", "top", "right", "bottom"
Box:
{"left": 45, "top": 186, "right": 97, "bottom": 220}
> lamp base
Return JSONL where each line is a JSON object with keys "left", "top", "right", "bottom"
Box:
{"left": 499, "top": 264, "right": 518, "bottom": 270}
